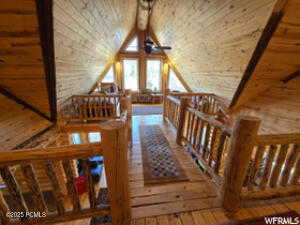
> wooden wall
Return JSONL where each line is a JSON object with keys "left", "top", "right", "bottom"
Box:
{"left": 0, "top": 94, "right": 52, "bottom": 150}
{"left": 233, "top": 77, "right": 300, "bottom": 134}
{"left": 53, "top": 0, "right": 137, "bottom": 103}
{"left": 150, "top": 0, "right": 277, "bottom": 100}
{"left": 0, "top": 0, "right": 50, "bottom": 116}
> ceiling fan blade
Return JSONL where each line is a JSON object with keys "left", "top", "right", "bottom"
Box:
{"left": 154, "top": 46, "right": 172, "bottom": 50}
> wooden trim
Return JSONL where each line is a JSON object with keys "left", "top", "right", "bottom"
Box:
{"left": 35, "top": 0, "right": 57, "bottom": 122}
{"left": 242, "top": 185, "right": 300, "bottom": 200}
{"left": 149, "top": 26, "right": 193, "bottom": 92}
{"left": 0, "top": 88, "right": 51, "bottom": 121}
{"left": 89, "top": 60, "right": 115, "bottom": 93}
{"left": 0, "top": 143, "right": 103, "bottom": 166}
{"left": 255, "top": 133, "right": 300, "bottom": 145}
{"left": 118, "top": 52, "right": 164, "bottom": 59}
{"left": 168, "top": 62, "right": 193, "bottom": 93}
{"left": 230, "top": 12, "right": 283, "bottom": 108}
{"left": 281, "top": 70, "right": 300, "bottom": 83}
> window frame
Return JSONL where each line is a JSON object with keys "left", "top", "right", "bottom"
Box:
{"left": 122, "top": 59, "right": 139, "bottom": 91}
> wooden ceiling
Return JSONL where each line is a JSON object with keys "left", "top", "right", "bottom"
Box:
{"left": 0, "top": 0, "right": 51, "bottom": 117}
{"left": 0, "top": 93, "right": 51, "bottom": 150}
{"left": 53, "top": 0, "right": 137, "bottom": 103}
{"left": 150, "top": 0, "right": 278, "bottom": 100}
{"left": 230, "top": 0, "right": 300, "bottom": 109}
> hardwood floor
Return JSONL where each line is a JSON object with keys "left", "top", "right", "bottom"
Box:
{"left": 56, "top": 115, "right": 300, "bottom": 225}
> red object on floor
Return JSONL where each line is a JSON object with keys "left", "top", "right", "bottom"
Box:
{"left": 76, "top": 176, "right": 87, "bottom": 194}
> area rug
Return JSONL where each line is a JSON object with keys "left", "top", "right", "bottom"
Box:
{"left": 217, "top": 211, "right": 299, "bottom": 225}
{"left": 140, "top": 125, "right": 188, "bottom": 184}
{"left": 90, "top": 188, "right": 111, "bottom": 225}
{"left": 132, "top": 105, "right": 163, "bottom": 116}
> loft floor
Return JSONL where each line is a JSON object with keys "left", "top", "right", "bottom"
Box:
{"left": 55, "top": 114, "right": 300, "bottom": 225}
{"left": 130, "top": 115, "right": 220, "bottom": 219}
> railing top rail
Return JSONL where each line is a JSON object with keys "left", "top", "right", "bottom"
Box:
{"left": 71, "top": 94, "right": 126, "bottom": 98}
{"left": 169, "top": 92, "right": 214, "bottom": 96}
{"left": 0, "top": 143, "right": 103, "bottom": 166}
{"left": 255, "top": 133, "right": 300, "bottom": 145}
{"left": 166, "top": 95, "right": 181, "bottom": 105}
{"left": 187, "top": 106, "right": 232, "bottom": 136}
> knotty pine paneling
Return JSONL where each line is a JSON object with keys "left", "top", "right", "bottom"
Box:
{"left": 151, "top": 0, "right": 277, "bottom": 100}
{"left": 233, "top": 78, "right": 300, "bottom": 134}
{"left": 0, "top": 94, "right": 52, "bottom": 150}
{"left": 0, "top": 0, "right": 50, "bottom": 116}
{"left": 231, "top": 0, "right": 300, "bottom": 109}
{"left": 53, "top": 0, "right": 137, "bottom": 103}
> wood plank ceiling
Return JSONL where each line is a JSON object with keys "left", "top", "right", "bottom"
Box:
{"left": 230, "top": 0, "right": 300, "bottom": 109}
{"left": 53, "top": 0, "right": 137, "bottom": 103}
{"left": 0, "top": 0, "right": 51, "bottom": 116}
{"left": 0, "top": 93, "right": 52, "bottom": 150}
{"left": 150, "top": 0, "right": 278, "bottom": 100}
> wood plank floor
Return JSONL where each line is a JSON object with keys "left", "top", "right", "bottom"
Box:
{"left": 56, "top": 115, "right": 300, "bottom": 225}
{"left": 130, "top": 115, "right": 220, "bottom": 219}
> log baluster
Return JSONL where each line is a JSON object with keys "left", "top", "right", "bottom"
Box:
{"left": 101, "top": 121, "right": 131, "bottom": 225}
{"left": 221, "top": 116, "right": 260, "bottom": 212}
{"left": 44, "top": 162, "right": 65, "bottom": 215}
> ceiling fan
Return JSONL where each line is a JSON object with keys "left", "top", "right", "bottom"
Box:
{"left": 143, "top": 0, "right": 172, "bottom": 54}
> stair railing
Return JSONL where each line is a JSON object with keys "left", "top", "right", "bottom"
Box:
{"left": 58, "top": 93, "right": 127, "bottom": 126}
{"left": 164, "top": 92, "right": 300, "bottom": 213}
{"left": 0, "top": 121, "right": 131, "bottom": 225}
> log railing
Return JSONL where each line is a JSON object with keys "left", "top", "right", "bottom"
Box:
{"left": 163, "top": 91, "right": 230, "bottom": 129}
{"left": 241, "top": 133, "right": 300, "bottom": 199}
{"left": 163, "top": 95, "right": 181, "bottom": 128}
{"left": 164, "top": 93, "right": 300, "bottom": 212}
{"left": 0, "top": 121, "right": 131, "bottom": 225}
{"left": 166, "top": 91, "right": 230, "bottom": 115}
{"left": 58, "top": 94, "right": 127, "bottom": 125}
{"left": 179, "top": 105, "right": 232, "bottom": 186}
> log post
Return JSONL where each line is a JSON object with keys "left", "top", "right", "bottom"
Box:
{"left": 221, "top": 116, "right": 261, "bottom": 213}
{"left": 163, "top": 88, "right": 170, "bottom": 120}
{"left": 101, "top": 121, "right": 131, "bottom": 225}
{"left": 176, "top": 98, "right": 189, "bottom": 145}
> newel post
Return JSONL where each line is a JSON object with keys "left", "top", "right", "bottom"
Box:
{"left": 221, "top": 116, "right": 260, "bottom": 213}
{"left": 101, "top": 121, "right": 131, "bottom": 225}
{"left": 176, "top": 97, "right": 189, "bottom": 145}
{"left": 163, "top": 88, "right": 170, "bottom": 119}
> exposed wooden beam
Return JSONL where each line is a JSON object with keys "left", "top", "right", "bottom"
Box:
{"left": 35, "top": 0, "right": 57, "bottom": 122}
{"left": 89, "top": 60, "right": 115, "bottom": 93}
{"left": 118, "top": 53, "right": 164, "bottom": 59}
{"left": 14, "top": 125, "right": 55, "bottom": 150}
{"left": 149, "top": 27, "right": 193, "bottom": 92}
{"left": 0, "top": 87, "right": 51, "bottom": 121}
{"left": 229, "top": 12, "right": 283, "bottom": 108}
{"left": 281, "top": 70, "right": 300, "bottom": 83}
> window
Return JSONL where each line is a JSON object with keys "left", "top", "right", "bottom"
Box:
{"left": 71, "top": 133, "right": 81, "bottom": 144}
{"left": 125, "top": 37, "right": 138, "bottom": 52}
{"left": 169, "top": 69, "right": 187, "bottom": 92}
{"left": 102, "top": 66, "right": 114, "bottom": 83}
{"left": 88, "top": 132, "right": 101, "bottom": 143}
{"left": 146, "top": 60, "right": 161, "bottom": 91}
{"left": 123, "top": 59, "right": 138, "bottom": 91}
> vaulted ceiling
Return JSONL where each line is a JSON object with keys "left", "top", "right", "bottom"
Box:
{"left": 150, "top": 0, "right": 278, "bottom": 100}
{"left": 53, "top": 0, "right": 137, "bottom": 103}
{"left": 0, "top": 0, "right": 51, "bottom": 117}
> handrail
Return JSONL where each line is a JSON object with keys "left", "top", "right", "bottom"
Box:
{"left": 186, "top": 107, "right": 232, "bottom": 136}
{"left": 255, "top": 133, "right": 300, "bottom": 145}
{"left": 163, "top": 91, "right": 300, "bottom": 213}
{"left": 58, "top": 93, "right": 131, "bottom": 128}
{"left": 0, "top": 121, "right": 131, "bottom": 225}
